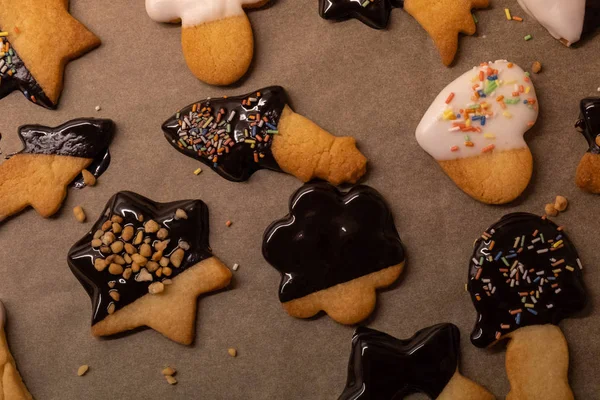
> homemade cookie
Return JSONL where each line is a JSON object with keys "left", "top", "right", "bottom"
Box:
{"left": 517, "top": 0, "right": 600, "bottom": 46}
{"left": 262, "top": 183, "right": 404, "bottom": 325}
{"left": 319, "top": 0, "right": 488, "bottom": 65}
{"left": 468, "top": 213, "right": 586, "bottom": 399}
{"left": 67, "top": 191, "right": 232, "bottom": 345}
{"left": 0, "top": 119, "right": 115, "bottom": 222}
{"left": 338, "top": 325, "right": 495, "bottom": 399}
{"left": 416, "top": 60, "right": 538, "bottom": 204}
{"left": 162, "top": 86, "right": 367, "bottom": 184}
{"left": 0, "top": 301, "right": 33, "bottom": 400}
{"left": 0, "top": 0, "right": 100, "bottom": 108}
{"left": 575, "top": 97, "right": 600, "bottom": 193}
{"left": 145, "top": 0, "right": 269, "bottom": 85}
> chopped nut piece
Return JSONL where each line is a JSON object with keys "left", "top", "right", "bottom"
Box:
{"left": 100, "top": 246, "right": 111, "bottom": 254}
{"left": 93, "top": 230, "right": 104, "bottom": 239}
{"left": 137, "top": 214, "right": 144, "bottom": 222}
{"left": 112, "top": 223, "right": 122, "bottom": 234}
{"left": 152, "top": 251, "right": 163, "bottom": 261}
{"left": 170, "top": 249, "right": 185, "bottom": 268}
{"left": 178, "top": 241, "right": 190, "bottom": 251}
{"left": 145, "top": 219, "right": 160, "bottom": 233}
{"left": 136, "top": 268, "right": 153, "bottom": 282}
{"left": 162, "top": 267, "right": 172, "bottom": 277}
{"left": 148, "top": 281, "right": 165, "bottom": 295}
{"left": 554, "top": 195, "right": 568, "bottom": 212}
{"left": 131, "top": 262, "right": 141, "bottom": 273}
{"left": 228, "top": 348, "right": 237, "bottom": 357}
{"left": 134, "top": 231, "right": 143, "bottom": 245}
{"left": 121, "top": 226, "right": 134, "bottom": 241}
{"left": 105, "top": 255, "right": 116, "bottom": 263}
{"left": 82, "top": 169, "right": 96, "bottom": 186}
{"left": 77, "top": 365, "right": 89, "bottom": 377}
{"left": 108, "top": 281, "right": 116, "bottom": 288}
{"left": 175, "top": 209, "right": 188, "bottom": 220}
{"left": 159, "top": 257, "right": 170, "bottom": 267}
{"left": 156, "top": 268, "right": 163, "bottom": 278}
{"left": 101, "top": 220, "right": 112, "bottom": 231}
{"left": 155, "top": 240, "right": 170, "bottom": 252}
{"left": 144, "top": 237, "right": 152, "bottom": 244}
{"left": 109, "top": 291, "right": 120, "bottom": 301}
{"left": 73, "top": 206, "right": 86, "bottom": 223}
{"left": 131, "top": 254, "right": 148, "bottom": 266}
{"left": 113, "top": 255, "right": 126, "bottom": 265}
{"left": 162, "top": 367, "right": 176, "bottom": 376}
{"left": 109, "top": 263, "right": 124, "bottom": 275}
{"left": 124, "top": 243, "right": 137, "bottom": 255}
{"left": 147, "top": 261, "right": 159, "bottom": 273}
{"left": 139, "top": 243, "right": 152, "bottom": 257}
{"left": 545, "top": 203, "right": 559, "bottom": 217}
{"left": 94, "top": 258, "right": 108, "bottom": 272}
{"left": 162, "top": 279, "right": 173, "bottom": 285}
{"left": 157, "top": 228, "right": 169, "bottom": 240}
{"left": 123, "top": 268, "right": 132, "bottom": 280}
{"left": 111, "top": 215, "right": 123, "bottom": 224}
{"left": 532, "top": 61, "right": 542, "bottom": 74}
{"left": 110, "top": 241, "right": 124, "bottom": 254}
{"left": 107, "top": 303, "right": 115, "bottom": 314}
{"left": 91, "top": 239, "right": 102, "bottom": 248}
{"left": 165, "top": 375, "right": 177, "bottom": 385}
{"left": 101, "top": 232, "right": 116, "bottom": 246}
{"left": 124, "top": 254, "right": 132, "bottom": 264}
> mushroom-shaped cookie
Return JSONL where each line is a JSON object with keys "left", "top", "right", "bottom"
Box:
{"left": 416, "top": 60, "right": 538, "bottom": 204}
{"left": 468, "top": 213, "right": 586, "bottom": 399}
{"left": 338, "top": 324, "right": 495, "bottom": 400}
{"left": 0, "top": 301, "right": 33, "bottom": 400}
{"left": 162, "top": 86, "right": 367, "bottom": 184}
{"left": 575, "top": 97, "right": 600, "bottom": 193}
{"left": 263, "top": 183, "right": 405, "bottom": 325}
{"left": 145, "top": 0, "right": 270, "bottom": 85}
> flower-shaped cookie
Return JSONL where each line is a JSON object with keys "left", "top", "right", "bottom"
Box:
{"left": 262, "top": 183, "right": 405, "bottom": 325}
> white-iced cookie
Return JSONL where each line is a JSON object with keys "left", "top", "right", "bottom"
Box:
{"left": 416, "top": 60, "right": 539, "bottom": 204}
{"left": 145, "top": 0, "right": 269, "bottom": 86}
{"left": 517, "top": 0, "right": 586, "bottom": 46}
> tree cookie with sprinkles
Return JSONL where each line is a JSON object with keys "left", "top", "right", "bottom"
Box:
{"left": 0, "top": 301, "right": 33, "bottom": 400}
{"left": 162, "top": 86, "right": 367, "bottom": 184}
{"left": 262, "top": 183, "right": 405, "bottom": 325}
{"left": 338, "top": 324, "right": 495, "bottom": 400}
{"left": 416, "top": 60, "right": 538, "bottom": 204}
{"left": 0, "top": 0, "right": 100, "bottom": 108}
{"left": 0, "top": 118, "right": 115, "bottom": 223}
{"left": 468, "top": 213, "right": 586, "bottom": 400}
{"left": 145, "top": 0, "right": 270, "bottom": 86}
{"left": 575, "top": 97, "right": 600, "bottom": 193}
{"left": 68, "top": 191, "right": 232, "bottom": 345}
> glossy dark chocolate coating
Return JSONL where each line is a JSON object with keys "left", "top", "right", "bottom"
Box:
{"left": 339, "top": 324, "right": 459, "bottom": 399}
{"left": 583, "top": 0, "right": 600, "bottom": 35}
{"left": 0, "top": 35, "right": 53, "bottom": 109}
{"left": 263, "top": 183, "right": 405, "bottom": 303}
{"left": 576, "top": 97, "right": 600, "bottom": 155}
{"left": 161, "top": 86, "right": 286, "bottom": 182}
{"left": 468, "top": 213, "right": 586, "bottom": 348}
{"left": 67, "top": 191, "right": 213, "bottom": 324}
{"left": 319, "top": 0, "right": 404, "bottom": 29}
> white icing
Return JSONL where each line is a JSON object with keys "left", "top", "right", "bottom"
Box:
{"left": 416, "top": 60, "right": 538, "bottom": 161}
{"left": 517, "top": 0, "right": 585, "bottom": 45}
{"left": 145, "top": 0, "right": 265, "bottom": 27}
{"left": 0, "top": 300, "right": 5, "bottom": 330}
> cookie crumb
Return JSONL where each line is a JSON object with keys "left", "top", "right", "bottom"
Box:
{"left": 165, "top": 375, "right": 177, "bottom": 385}
{"left": 193, "top": 167, "right": 202, "bottom": 175}
{"left": 226, "top": 220, "right": 232, "bottom": 227}
{"left": 82, "top": 169, "right": 96, "bottom": 186}
{"left": 148, "top": 281, "right": 165, "bottom": 295}
{"left": 228, "top": 348, "right": 237, "bottom": 357}
{"left": 95, "top": 105, "right": 101, "bottom": 112}
{"left": 77, "top": 365, "right": 89, "bottom": 376}
{"left": 162, "top": 366, "right": 176, "bottom": 376}
{"left": 233, "top": 263, "right": 239, "bottom": 271}
{"left": 73, "top": 206, "right": 86, "bottom": 223}
{"left": 554, "top": 196, "right": 568, "bottom": 212}
{"left": 545, "top": 203, "right": 559, "bottom": 217}
{"left": 532, "top": 61, "right": 542, "bottom": 74}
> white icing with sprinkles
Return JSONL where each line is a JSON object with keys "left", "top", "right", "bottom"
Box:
{"left": 146, "top": 0, "right": 265, "bottom": 27}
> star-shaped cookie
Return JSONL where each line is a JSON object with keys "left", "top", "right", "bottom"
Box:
{"left": 0, "top": 0, "right": 100, "bottom": 108}
{"left": 68, "top": 191, "right": 232, "bottom": 345}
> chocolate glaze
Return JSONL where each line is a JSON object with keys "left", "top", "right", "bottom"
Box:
{"left": 0, "top": 35, "right": 53, "bottom": 109}
{"left": 468, "top": 213, "right": 586, "bottom": 348}
{"left": 339, "top": 324, "right": 459, "bottom": 399}
{"left": 263, "top": 183, "right": 405, "bottom": 303}
{"left": 162, "top": 86, "right": 287, "bottom": 182}
{"left": 583, "top": 0, "right": 600, "bottom": 35}
{"left": 576, "top": 97, "right": 600, "bottom": 155}
{"left": 319, "top": 0, "right": 404, "bottom": 29}
{"left": 67, "top": 191, "right": 214, "bottom": 324}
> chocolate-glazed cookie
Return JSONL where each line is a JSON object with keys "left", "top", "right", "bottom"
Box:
{"left": 263, "top": 183, "right": 404, "bottom": 325}
{"left": 467, "top": 213, "right": 586, "bottom": 348}
{"left": 574, "top": 98, "right": 600, "bottom": 192}
{"left": 319, "top": 0, "right": 404, "bottom": 29}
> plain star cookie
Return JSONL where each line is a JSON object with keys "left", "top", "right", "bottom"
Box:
{"left": 0, "top": 118, "right": 115, "bottom": 223}
{"left": 575, "top": 97, "right": 600, "bottom": 193}
{"left": 338, "top": 325, "right": 495, "bottom": 399}
{"left": 162, "top": 86, "right": 367, "bottom": 184}
{"left": 0, "top": 301, "right": 33, "bottom": 400}
{"left": 145, "top": 0, "right": 270, "bottom": 85}
{"left": 263, "top": 183, "right": 405, "bottom": 325}
{"left": 68, "top": 191, "right": 232, "bottom": 345}
{"left": 0, "top": 0, "right": 101, "bottom": 108}
{"left": 468, "top": 213, "right": 586, "bottom": 399}
{"left": 416, "top": 60, "right": 538, "bottom": 204}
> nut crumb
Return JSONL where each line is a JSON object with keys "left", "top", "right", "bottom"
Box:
{"left": 228, "top": 348, "right": 237, "bottom": 357}
{"left": 165, "top": 375, "right": 177, "bottom": 385}
{"left": 148, "top": 281, "right": 165, "bottom": 294}
{"left": 162, "top": 366, "right": 176, "bottom": 376}
{"left": 145, "top": 219, "right": 160, "bottom": 233}
{"left": 77, "top": 365, "right": 89, "bottom": 376}
{"left": 73, "top": 206, "right": 86, "bottom": 223}
{"left": 81, "top": 169, "right": 96, "bottom": 186}
{"left": 545, "top": 203, "right": 559, "bottom": 217}
{"left": 95, "top": 105, "right": 101, "bottom": 111}
{"left": 532, "top": 61, "right": 542, "bottom": 74}
{"left": 175, "top": 209, "right": 188, "bottom": 220}
{"left": 554, "top": 196, "right": 568, "bottom": 212}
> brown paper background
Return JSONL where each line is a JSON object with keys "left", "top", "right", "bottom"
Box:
{"left": 0, "top": 0, "right": 599, "bottom": 398}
